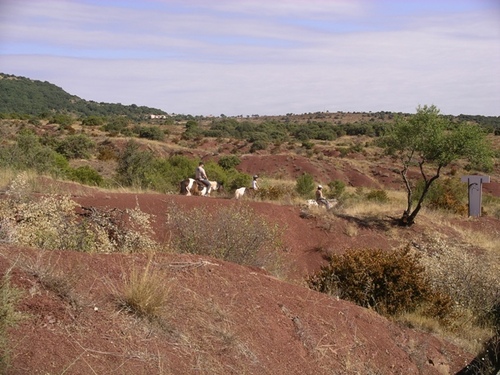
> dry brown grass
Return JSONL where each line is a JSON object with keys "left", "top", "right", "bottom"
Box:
{"left": 115, "top": 256, "right": 172, "bottom": 322}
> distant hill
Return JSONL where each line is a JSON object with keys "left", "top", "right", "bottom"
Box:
{"left": 0, "top": 73, "right": 168, "bottom": 118}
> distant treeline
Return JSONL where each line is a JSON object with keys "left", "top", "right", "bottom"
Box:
{"left": 1, "top": 72, "right": 499, "bottom": 139}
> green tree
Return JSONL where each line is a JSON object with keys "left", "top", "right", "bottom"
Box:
{"left": 383, "top": 105, "right": 492, "bottom": 226}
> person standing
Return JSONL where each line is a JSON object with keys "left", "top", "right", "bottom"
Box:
{"left": 251, "top": 175, "right": 259, "bottom": 190}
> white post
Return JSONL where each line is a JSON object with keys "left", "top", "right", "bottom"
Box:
{"left": 461, "top": 175, "right": 490, "bottom": 217}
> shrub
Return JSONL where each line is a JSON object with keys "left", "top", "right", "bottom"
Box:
{"left": 327, "top": 180, "right": 346, "bottom": 199}
{"left": 295, "top": 173, "right": 315, "bottom": 197}
{"left": 167, "top": 204, "right": 283, "bottom": 274}
{"left": 48, "top": 114, "right": 73, "bottom": 126}
{"left": 301, "top": 141, "right": 314, "bottom": 150}
{"left": 415, "top": 177, "right": 467, "bottom": 214}
{"left": 55, "top": 134, "right": 95, "bottom": 159}
{"left": 97, "top": 142, "right": 118, "bottom": 161}
{"left": 307, "top": 247, "right": 436, "bottom": 316}
{"left": 365, "top": 189, "right": 389, "bottom": 203}
{"left": 78, "top": 204, "right": 158, "bottom": 253}
{"left": 420, "top": 242, "right": 500, "bottom": 329}
{"left": 227, "top": 172, "right": 251, "bottom": 191}
{"left": 0, "top": 173, "right": 157, "bottom": 253}
{"left": 137, "top": 126, "right": 165, "bottom": 141}
{"left": 250, "top": 139, "right": 268, "bottom": 153}
{"left": 0, "top": 129, "right": 68, "bottom": 176}
{"left": 103, "top": 117, "right": 129, "bottom": 134}
{"left": 68, "top": 165, "right": 104, "bottom": 186}
{"left": 255, "top": 184, "right": 296, "bottom": 201}
{"left": 115, "top": 140, "right": 156, "bottom": 188}
{"left": 81, "top": 116, "right": 105, "bottom": 126}
{"left": 218, "top": 155, "right": 241, "bottom": 170}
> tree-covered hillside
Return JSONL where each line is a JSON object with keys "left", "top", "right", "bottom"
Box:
{"left": 0, "top": 73, "right": 168, "bottom": 119}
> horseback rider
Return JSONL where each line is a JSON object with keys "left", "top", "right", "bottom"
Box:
{"left": 195, "top": 162, "right": 211, "bottom": 193}
{"left": 315, "top": 185, "right": 331, "bottom": 209}
{"left": 251, "top": 175, "right": 259, "bottom": 190}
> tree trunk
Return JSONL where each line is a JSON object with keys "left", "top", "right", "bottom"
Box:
{"left": 399, "top": 164, "right": 442, "bottom": 226}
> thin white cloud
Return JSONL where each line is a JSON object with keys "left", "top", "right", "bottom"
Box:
{"left": 0, "top": 0, "right": 499, "bottom": 116}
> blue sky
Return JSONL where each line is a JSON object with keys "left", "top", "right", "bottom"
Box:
{"left": 1, "top": 0, "right": 499, "bottom": 116}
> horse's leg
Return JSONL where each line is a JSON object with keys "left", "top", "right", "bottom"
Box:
{"left": 187, "top": 179, "right": 194, "bottom": 196}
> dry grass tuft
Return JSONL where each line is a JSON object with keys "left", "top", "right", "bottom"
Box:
{"left": 116, "top": 256, "right": 172, "bottom": 323}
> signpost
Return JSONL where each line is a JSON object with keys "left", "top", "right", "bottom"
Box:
{"left": 461, "top": 175, "right": 490, "bottom": 217}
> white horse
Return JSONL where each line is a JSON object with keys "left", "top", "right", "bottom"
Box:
{"left": 234, "top": 187, "right": 246, "bottom": 200}
{"left": 234, "top": 187, "right": 258, "bottom": 200}
{"left": 305, "top": 199, "right": 338, "bottom": 209}
{"left": 180, "top": 178, "right": 223, "bottom": 196}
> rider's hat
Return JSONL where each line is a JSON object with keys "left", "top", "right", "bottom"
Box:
{"left": 318, "top": 185, "right": 323, "bottom": 189}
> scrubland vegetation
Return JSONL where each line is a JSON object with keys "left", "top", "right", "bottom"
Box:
{"left": 0, "top": 74, "right": 499, "bottom": 373}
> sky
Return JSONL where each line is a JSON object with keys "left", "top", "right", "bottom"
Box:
{"left": 0, "top": 0, "right": 499, "bottom": 117}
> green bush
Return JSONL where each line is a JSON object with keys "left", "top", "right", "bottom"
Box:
{"left": 48, "top": 113, "right": 73, "bottom": 126}
{"left": 295, "top": 173, "right": 315, "bottom": 198}
{"left": 137, "top": 126, "right": 165, "bottom": 141}
{"left": 307, "top": 247, "right": 438, "bottom": 316}
{"left": 55, "top": 134, "right": 95, "bottom": 159}
{"left": 365, "top": 189, "right": 389, "bottom": 203}
{"left": 301, "top": 141, "right": 314, "bottom": 150}
{"left": 250, "top": 139, "right": 268, "bottom": 153}
{"left": 327, "top": 180, "right": 346, "bottom": 199}
{"left": 115, "top": 141, "right": 156, "bottom": 188}
{"left": 0, "top": 129, "right": 69, "bottom": 177}
{"left": 68, "top": 165, "right": 104, "bottom": 186}
{"left": 81, "top": 115, "right": 105, "bottom": 126}
{"left": 103, "top": 117, "right": 129, "bottom": 134}
{"left": 218, "top": 155, "right": 241, "bottom": 170}
{"left": 226, "top": 171, "right": 251, "bottom": 191}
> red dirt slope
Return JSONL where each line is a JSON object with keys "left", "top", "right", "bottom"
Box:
{"left": 0, "top": 189, "right": 482, "bottom": 374}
